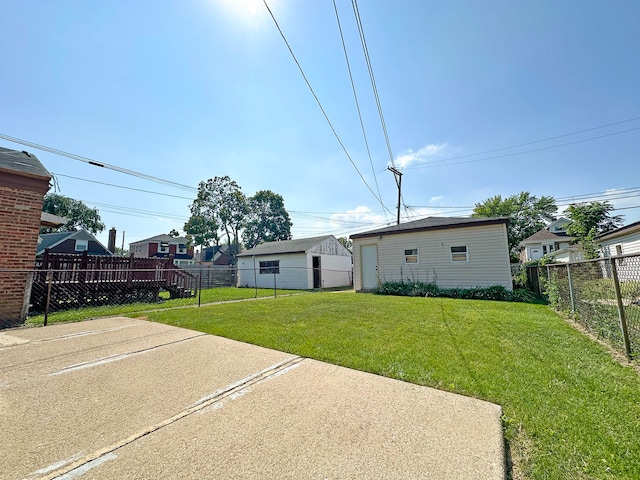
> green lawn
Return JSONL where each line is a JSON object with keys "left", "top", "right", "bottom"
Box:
{"left": 135, "top": 293, "right": 640, "bottom": 480}
{"left": 27, "top": 287, "right": 304, "bottom": 326}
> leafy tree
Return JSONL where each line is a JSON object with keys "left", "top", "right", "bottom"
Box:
{"left": 471, "top": 192, "right": 557, "bottom": 261}
{"left": 338, "top": 237, "right": 353, "bottom": 251}
{"left": 168, "top": 229, "right": 180, "bottom": 237}
{"left": 41, "top": 193, "right": 105, "bottom": 234}
{"left": 185, "top": 176, "right": 247, "bottom": 258}
{"left": 243, "top": 190, "right": 293, "bottom": 249}
{"left": 184, "top": 213, "right": 219, "bottom": 248}
{"left": 565, "top": 201, "right": 623, "bottom": 259}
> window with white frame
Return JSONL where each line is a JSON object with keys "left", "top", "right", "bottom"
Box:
{"left": 177, "top": 243, "right": 187, "bottom": 254}
{"left": 158, "top": 242, "right": 169, "bottom": 253}
{"left": 259, "top": 260, "right": 280, "bottom": 274}
{"left": 75, "top": 239, "right": 88, "bottom": 252}
{"left": 616, "top": 245, "right": 623, "bottom": 256}
{"left": 450, "top": 245, "right": 469, "bottom": 262}
{"left": 404, "top": 248, "right": 418, "bottom": 263}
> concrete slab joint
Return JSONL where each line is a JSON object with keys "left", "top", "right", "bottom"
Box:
{"left": 0, "top": 317, "right": 506, "bottom": 480}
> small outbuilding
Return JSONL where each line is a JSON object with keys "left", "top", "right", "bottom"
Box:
{"left": 350, "top": 217, "right": 512, "bottom": 292}
{"left": 236, "top": 235, "right": 352, "bottom": 290}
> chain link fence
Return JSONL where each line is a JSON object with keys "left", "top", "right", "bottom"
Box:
{"left": 536, "top": 253, "right": 640, "bottom": 358}
{"left": 1, "top": 262, "right": 353, "bottom": 327}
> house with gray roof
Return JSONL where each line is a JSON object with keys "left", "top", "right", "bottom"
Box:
{"left": 236, "top": 235, "right": 352, "bottom": 290}
{"left": 37, "top": 228, "right": 112, "bottom": 256}
{"left": 350, "top": 217, "right": 512, "bottom": 291}
{"left": 518, "top": 217, "right": 574, "bottom": 262}
{"left": 130, "top": 234, "right": 195, "bottom": 267}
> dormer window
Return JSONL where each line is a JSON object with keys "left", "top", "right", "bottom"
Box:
{"left": 177, "top": 243, "right": 187, "bottom": 254}
{"left": 159, "top": 242, "right": 169, "bottom": 253}
{"left": 75, "top": 239, "right": 88, "bottom": 252}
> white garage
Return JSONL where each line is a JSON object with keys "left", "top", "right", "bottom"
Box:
{"left": 236, "top": 235, "right": 352, "bottom": 290}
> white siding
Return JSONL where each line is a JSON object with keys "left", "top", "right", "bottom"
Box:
{"left": 237, "top": 254, "right": 309, "bottom": 289}
{"left": 600, "top": 231, "right": 640, "bottom": 257}
{"left": 129, "top": 242, "right": 150, "bottom": 257}
{"left": 306, "top": 253, "right": 353, "bottom": 288}
{"left": 353, "top": 224, "right": 512, "bottom": 291}
{"left": 308, "top": 236, "right": 352, "bottom": 257}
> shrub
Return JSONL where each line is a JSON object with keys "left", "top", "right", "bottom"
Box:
{"left": 373, "top": 281, "right": 537, "bottom": 303}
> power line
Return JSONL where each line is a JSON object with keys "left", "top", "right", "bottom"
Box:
{"left": 52, "top": 173, "right": 195, "bottom": 200}
{"left": 351, "top": 0, "right": 395, "bottom": 169}
{"left": 261, "top": 0, "right": 392, "bottom": 216}
{"left": 406, "top": 187, "right": 640, "bottom": 211}
{"left": 403, "top": 115, "right": 640, "bottom": 168}
{"left": 556, "top": 187, "right": 640, "bottom": 202}
{"left": 332, "top": 0, "right": 386, "bottom": 221}
{"left": 0, "top": 133, "right": 197, "bottom": 192}
{"left": 83, "top": 200, "right": 190, "bottom": 221}
{"left": 403, "top": 127, "right": 640, "bottom": 169}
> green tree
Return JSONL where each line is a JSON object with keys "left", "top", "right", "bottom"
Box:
{"left": 565, "top": 201, "right": 623, "bottom": 259}
{"left": 338, "top": 237, "right": 353, "bottom": 251}
{"left": 41, "top": 193, "right": 105, "bottom": 234}
{"left": 185, "top": 176, "right": 247, "bottom": 258}
{"left": 168, "top": 229, "right": 180, "bottom": 237}
{"left": 242, "top": 190, "right": 293, "bottom": 249}
{"left": 184, "top": 213, "right": 219, "bottom": 248}
{"left": 471, "top": 192, "right": 557, "bottom": 261}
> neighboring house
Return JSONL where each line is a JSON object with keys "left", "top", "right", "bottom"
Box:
{"left": 236, "top": 235, "right": 353, "bottom": 290}
{"left": 350, "top": 217, "right": 512, "bottom": 292}
{"left": 200, "top": 245, "right": 234, "bottom": 265}
{"left": 0, "top": 147, "right": 51, "bottom": 327}
{"left": 130, "top": 234, "right": 195, "bottom": 267}
{"left": 546, "top": 245, "right": 584, "bottom": 263}
{"left": 597, "top": 220, "right": 640, "bottom": 257}
{"left": 37, "top": 228, "right": 112, "bottom": 256}
{"left": 519, "top": 217, "right": 574, "bottom": 262}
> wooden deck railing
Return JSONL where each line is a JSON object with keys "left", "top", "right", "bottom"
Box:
{"left": 33, "top": 250, "right": 197, "bottom": 303}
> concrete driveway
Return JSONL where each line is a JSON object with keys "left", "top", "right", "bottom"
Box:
{"left": 1, "top": 317, "right": 505, "bottom": 479}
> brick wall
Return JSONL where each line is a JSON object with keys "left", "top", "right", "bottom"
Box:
{"left": 0, "top": 184, "right": 46, "bottom": 326}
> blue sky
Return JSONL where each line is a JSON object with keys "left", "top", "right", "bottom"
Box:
{"left": 2, "top": 0, "right": 639, "bottom": 248}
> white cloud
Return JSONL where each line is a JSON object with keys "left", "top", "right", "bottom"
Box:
{"left": 429, "top": 195, "right": 444, "bottom": 203}
{"left": 403, "top": 206, "right": 452, "bottom": 221}
{"left": 330, "top": 206, "right": 387, "bottom": 227}
{"left": 394, "top": 143, "right": 448, "bottom": 169}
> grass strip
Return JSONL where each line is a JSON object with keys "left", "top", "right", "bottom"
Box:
{"left": 26, "top": 287, "right": 303, "bottom": 326}
{"left": 138, "top": 293, "right": 640, "bottom": 479}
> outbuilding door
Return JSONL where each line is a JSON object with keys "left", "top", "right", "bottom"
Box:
{"left": 313, "top": 256, "right": 321, "bottom": 289}
{"left": 360, "top": 245, "right": 378, "bottom": 290}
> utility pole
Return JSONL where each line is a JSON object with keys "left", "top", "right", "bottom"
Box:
{"left": 387, "top": 166, "right": 403, "bottom": 225}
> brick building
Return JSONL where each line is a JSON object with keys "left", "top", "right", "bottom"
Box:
{"left": 0, "top": 147, "right": 51, "bottom": 327}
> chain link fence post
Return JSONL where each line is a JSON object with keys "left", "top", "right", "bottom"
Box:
{"left": 43, "top": 269, "right": 53, "bottom": 327}
{"left": 609, "top": 257, "right": 632, "bottom": 358}
{"left": 566, "top": 264, "right": 576, "bottom": 314}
